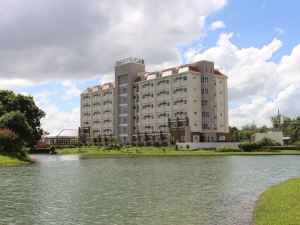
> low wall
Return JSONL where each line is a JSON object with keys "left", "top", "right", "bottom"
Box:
{"left": 176, "top": 142, "right": 240, "bottom": 150}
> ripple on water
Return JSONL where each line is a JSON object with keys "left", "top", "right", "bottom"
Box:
{"left": 0, "top": 155, "right": 300, "bottom": 225}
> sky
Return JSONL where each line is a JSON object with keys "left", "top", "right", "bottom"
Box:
{"left": 0, "top": 0, "right": 300, "bottom": 133}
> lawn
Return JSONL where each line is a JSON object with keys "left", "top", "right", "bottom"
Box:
{"left": 253, "top": 178, "right": 300, "bottom": 225}
{"left": 55, "top": 146, "right": 300, "bottom": 156}
{"left": 0, "top": 152, "right": 32, "bottom": 166}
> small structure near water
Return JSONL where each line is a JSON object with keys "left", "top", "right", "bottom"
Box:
{"left": 251, "top": 131, "right": 284, "bottom": 145}
{"left": 45, "top": 129, "right": 78, "bottom": 146}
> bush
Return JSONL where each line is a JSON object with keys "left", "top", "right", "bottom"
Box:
{"left": 294, "top": 141, "right": 300, "bottom": 148}
{"left": 50, "top": 146, "right": 57, "bottom": 154}
{"left": 265, "top": 145, "right": 300, "bottom": 150}
{"left": 238, "top": 142, "right": 262, "bottom": 152}
{"left": 215, "top": 146, "right": 241, "bottom": 152}
{"left": 0, "top": 128, "right": 21, "bottom": 152}
{"left": 258, "top": 137, "right": 281, "bottom": 147}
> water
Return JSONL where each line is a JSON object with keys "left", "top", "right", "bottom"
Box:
{"left": 1, "top": 155, "right": 300, "bottom": 225}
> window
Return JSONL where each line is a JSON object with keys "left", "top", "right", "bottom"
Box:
{"left": 174, "top": 99, "right": 187, "bottom": 105}
{"left": 174, "top": 111, "right": 187, "bottom": 117}
{"left": 158, "top": 101, "right": 170, "bottom": 107}
{"left": 201, "top": 88, "right": 208, "bottom": 94}
{"left": 202, "top": 112, "right": 209, "bottom": 118}
{"left": 157, "top": 113, "right": 169, "bottom": 118}
{"left": 201, "top": 77, "right": 209, "bottom": 83}
{"left": 142, "top": 83, "right": 151, "bottom": 88}
{"left": 202, "top": 123, "right": 209, "bottom": 130}
{"left": 157, "top": 80, "right": 169, "bottom": 86}
{"left": 157, "top": 91, "right": 169, "bottom": 96}
{"left": 201, "top": 100, "right": 208, "bottom": 106}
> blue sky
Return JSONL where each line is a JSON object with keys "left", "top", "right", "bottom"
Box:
{"left": 1, "top": 0, "right": 299, "bottom": 132}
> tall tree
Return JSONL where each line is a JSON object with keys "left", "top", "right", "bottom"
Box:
{"left": 0, "top": 90, "right": 45, "bottom": 145}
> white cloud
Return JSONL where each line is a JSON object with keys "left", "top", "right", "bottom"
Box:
{"left": 210, "top": 20, "right": 226, "bottom": 30}
{"left": 62, "top": 80, "right": 81, "bottom": 100}
{"left": 0, "top": 0, "right": 228, "bottom": 83}
{"left": 184, "top": 32, "right": 300, "bottom": 127}
{"left": 275, "top": 27, "right": 284, "bottom": 35}
{"left": 0, "top": 79, "right": 35, "bottom": 89}
{"left": 33, "top": 91, "right": 79, "bottom": 133}
{"left": 41, "top": 105, "right": 80, "bottom": 134}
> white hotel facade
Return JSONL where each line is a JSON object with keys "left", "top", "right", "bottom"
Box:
{"left": 80, "top": 58, "right": 229, "bottom": 145}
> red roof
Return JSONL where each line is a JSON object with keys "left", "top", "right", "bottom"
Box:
{"left": 214, "top": 70, "right": 226, "bottom": 77}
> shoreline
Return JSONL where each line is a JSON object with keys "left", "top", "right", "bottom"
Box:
{"left": 54, "top": 146, "right": 300, "bottom": 156}
{"left": 252, "top": 178, "right": 300, "bottom": 225}
{"left": 0, "top": 152, "right": 34, "bottom": 166}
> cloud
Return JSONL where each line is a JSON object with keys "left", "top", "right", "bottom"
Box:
{"left": 210, "top": 20, "right": 226, "bottom": 30}
{"left": 184, "top": 32, "right": 300, "bottom": 127}
{"left": 275, "top": 27, "right": 284, "bottom": 35}
{"left": 33, "top": 91, "right": 79, "bottom": 133}
{"left": 0, "top": 79, "right": 36, "bottom": 89}
{"left": 62, "top": 80, "right": 81, "bottom": 100}
{"left": 0, "top": 0, "right": 227, "bottom": 83}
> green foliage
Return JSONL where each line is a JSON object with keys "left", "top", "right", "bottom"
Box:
{"left": 105, "top": 139, "right": 122, "bottom": 150}
{"left": 0, "top": 111, "right": 34, "bottom": 146}
{"left": 0, "top": 90, "right": 45, "bottom": 145}
{"left": 289, "top": 119, "right": 300, "bottom": 143}
{"left": 215, "top": 146, "right": 241, "bottom": 152}
{"left": 238, "top": 142, "right": 262, "bottom": 152}
{"left": 265, "top": 145, "right": 299, "bottom": 151}
{"left": 257, "top": 137, "right": 281, "bottom": 147}
{"left": 257, "top": 125, "right": 269, "bottom": 133}
{"left": 50, "top": 146, "right": 57, "bottom": 154}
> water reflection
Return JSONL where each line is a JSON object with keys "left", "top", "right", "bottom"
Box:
{"left": 0, "top": 155, "right": 300, "bottom": 225}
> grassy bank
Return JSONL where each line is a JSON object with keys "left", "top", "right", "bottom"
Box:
{"left": 253, "top": 178, "right": 300, "bottom": 225}
{"left": 0, "top": 152, "right": 33, "bottom": 166}
{"left": 56, "top": 146, "right": 300, "bottom": 156}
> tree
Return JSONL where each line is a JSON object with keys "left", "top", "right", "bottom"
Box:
{"left": 93, "top": 136, "right": 97, "bottom": 146}
{"left": 282, "top": 117, "right": 292, "bottom": 136}
{"left": 0, "top": 111, "right": 34, "bottom": 146}
{"left": 0, "top": 91, "right": 45, "bottom": 145}
{"left": 229, "top": 126, "right": 240, "bottom": 142}
{"left": 289, "top": 118, "right": 300, "bottom": 143}
{"left": 257, "top": 125, "right": 269, "bottom": 133}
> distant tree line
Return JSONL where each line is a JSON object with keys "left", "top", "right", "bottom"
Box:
{"left": 230, "top": 115, "right": 300, "bottom": 144}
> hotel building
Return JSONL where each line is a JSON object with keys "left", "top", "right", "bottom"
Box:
{"left": 80, "top": 58, "right": 229, "bottom": 145}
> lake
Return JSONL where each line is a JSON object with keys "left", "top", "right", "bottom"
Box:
{"left": 1, "top": 155, "right": 300, "bottom": 225}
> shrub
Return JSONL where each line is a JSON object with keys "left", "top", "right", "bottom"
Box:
{"left": 257, "top": 137, "right": 281, "bottom": 147}
{"left": 0, "top": 128, "right": 21, "bottom": 152}
{"left": 265, "top": 145, "right": 299, "bottom": 151}
{"left": 238, "top": 142, "right": 262, "bottom": 152}
{"left": 294, "top": 141, "right": 300, "bottom": 149}
{"left": 50, "top": 146, "right": 57, "bottom": 154}
{"left": 215, "top": 146, "right": 241, "bottom": 152}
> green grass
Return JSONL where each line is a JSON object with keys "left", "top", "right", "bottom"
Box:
{"left": 56, "top": 146, "right": 300, "bottom": 156}
{"left": 253, "top": 178, "right": 300, "bottom": 225}
{"left": 0, "top": 151, "right": 33, "bottom": 166}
